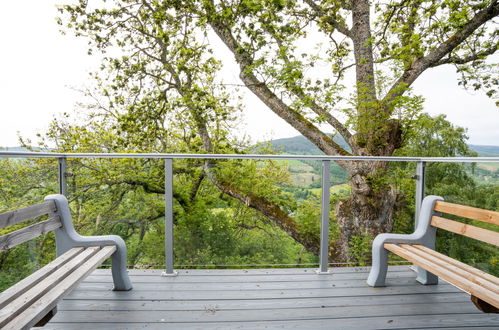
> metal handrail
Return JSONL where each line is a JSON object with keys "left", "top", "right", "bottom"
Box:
{"left": 1, "top": 151, "right": 498, "bottom": 275}
{"left": 1, "top": 151, "right": 499, "bottom": 162}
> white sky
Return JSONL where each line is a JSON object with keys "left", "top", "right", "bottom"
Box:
{"left": 1, "top": 1, "right": 498, "bottom": 148}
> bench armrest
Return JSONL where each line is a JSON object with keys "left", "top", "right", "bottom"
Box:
{"left": 45, "top": 194, "right": 132, "bottom": 291}
{"left": 367, "top": 195, "right": 443, "bottom": 287}
{"left": 374, "top": 195, "right": 444, "bottom": 247}
{"left": 371, "top": 232, "right": 420, "bottom": 251}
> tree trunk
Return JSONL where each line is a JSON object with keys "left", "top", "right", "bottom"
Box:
{"left": 333, "top": 159, "right": 400, "bottom": 262}
{"left": 335, "top": 185, "right": 398, "bottom": 262}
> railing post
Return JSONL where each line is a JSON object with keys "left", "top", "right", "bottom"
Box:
{"left": 414, "top": 161, "right": 426, "bottom": 227}
{"left": 317, "top": 160, "right": 331, "bottom": 274}
{"left": 58, "top": 157, "right": 67, "bottom": 196}
{"left": 413, "top": 161, "right": 426, "bottom": 277}
{"left": 162, "top": 158, "right": 177, "bottom": 276}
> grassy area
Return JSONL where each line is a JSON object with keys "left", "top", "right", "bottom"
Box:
{"left": 309, "top": 184, "right": 350, "bottom": 196}
{"left": 276, "top": 159, "right": 320, "bottom": 187}
{"left": 477, "top": 163, "right": 499, "bottom": 171}
{"left": 276, "top": 159, "right": 311, "bottom": 167}
{"left": 290, "top": 172, "right": 320, "bottom": 187}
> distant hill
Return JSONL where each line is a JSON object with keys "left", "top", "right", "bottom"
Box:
{"left": 269, "top": 135, "right": 499, "bottom": 157}
{"left": 0, "top": 147, "right": 29, "bottom": 152}
{"left": 469, "top": 145, "right": 499, "bottom": 157}
{"left": 0, "top": 147, "right": 49, "bottom": 154}
{"left": 269, "top": 135, "right": 350, "bottom": 155}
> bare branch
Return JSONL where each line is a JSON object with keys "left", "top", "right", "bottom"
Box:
{"left": 431, "top": 40, "right": 499, "bottom": 66}
{"left": 304, "top": 0, "right": 352, "bottom": 37}
{"left": 384, "top": 0, "right": 499, "bottom": 101}
{"left": 264, "top": 27, "right": 354, "bottom": 152}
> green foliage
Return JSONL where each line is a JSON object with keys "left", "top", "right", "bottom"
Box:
{"left": 389, "top": 113, "right": 498, "bottom": 273}
{"left": 349, "top": 234, "right": 373, "bottom": 266}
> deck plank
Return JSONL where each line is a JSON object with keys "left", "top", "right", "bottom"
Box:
{"left": 57, "top": 292, "right": 470, "bottom": 311}
{"left": 90, "top": 265, "right": 410, "bottom": 276}
{"left": 49, "top": 302, "right": 482, "bottom": 323}
{"left": 43, "top": 314, "right": 499, "bottom": 330}
{"left": 43, "top": 267, "right": 499, "bottom": 329}
{"left": 84, "top": 270, "right": 417, "bottom": 283}
{"left": 74, "top": 276, "right": 450, "bottom": 291}
{"left": 64, "top": 284, "right": 462, "bottom": 300}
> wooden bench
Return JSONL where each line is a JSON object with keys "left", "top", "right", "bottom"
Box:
{"left": 367, "top": 195, "right": 499, "bottom": 313}
{"left": 0, "top": 194, "right": 132, "bottom": 329}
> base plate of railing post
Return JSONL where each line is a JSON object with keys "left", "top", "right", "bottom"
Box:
{"left": 161, "top": 271, "right": 178, "bottom": 277}
{"left": 315, "top": 269, "right": 333, "bottom": 275}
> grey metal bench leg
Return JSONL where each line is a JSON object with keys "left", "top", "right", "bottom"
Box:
{"left": 415, "top": 224, "right": 439, "bottom": 285}
{"left": 367, "top": 196, "right": 443, "bottom": 287}
{"left": 110, "top": 236, "right": 133, "bottom": 291}
{"left": 367, "top": 238, "right": 389, "bottom": 287}
{"left": 415, "top": 266, "right": 438, "bottom": 285}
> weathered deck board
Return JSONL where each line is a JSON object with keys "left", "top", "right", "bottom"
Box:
{"left": 57, "top": 292, "right": 470, "bottom": 311}
{"left": 48, "top": 302, "right": 481, "bottom": 322}
{"left": 84, "top": 268, "right": 415, "bottom": 283}
{"left": 43, "top": 266, "right": 499, "bottom": 329}
{"left": 91, "top": 265, "right": 410, "bottom": 275}
{"left": 74, "top": 276, "right": 449, "bottom": 291}
{"left": 42, "top": 326, "right": 499, "bottom": 330}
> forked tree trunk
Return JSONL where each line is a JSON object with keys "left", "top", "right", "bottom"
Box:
{"left": 334, "top": 185, "right": 398, "bottom": 262}
{"left": 332, "top": 159, "right": 400, "bottom": 262}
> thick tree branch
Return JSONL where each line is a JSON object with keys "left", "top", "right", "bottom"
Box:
{"left": 265, "top": 30, "right": 355, "bottom": 152}
{"left": 293, "top": 90, "right": 354, "bottom": 153}
{"left": 189, "top": 172, "right": 205, "bottom": 204}
{"left": 384, "top": 0, "right": 499, "bottom": 101}
{"left": 123, "top": 178, "right": 189, "bottom": 208}
{"left": 352, "top": 0, "right": 377, "bottom": 103}
{"left": 205, "top": 169, "right": 321, "bottom": 256}
{"left": 180, "top": 85, "right": 325, "bottom": 257}
{"left": 207, "top": 13, "right": 349, "bottom": 157}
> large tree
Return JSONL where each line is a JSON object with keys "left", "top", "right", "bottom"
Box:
{"left": 61, "top": 0, "right": 498, "bottom": 261}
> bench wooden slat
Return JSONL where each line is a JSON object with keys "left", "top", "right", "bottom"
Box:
{"left": 412, "top": 244, "right": 499, "bottom": 286}
{"left": 401, "top": 244, "right": 499, "bottom": 294}
{"left": 0, "top": 201, "right": 56, "bottom": 229}
{"left": 434, "top": 201, "right": 499, "bottom": 226}
{"left": 384, "top": 243, "right": 499, "bottom": 308}
{"left": 4, "top": 245, "right": 116, "bottom": 330}
{"left": 0, "top": 247, "right": 84, "bottom": 309}
{"left": 0, "top": 216, "right": 62, "bottom": 252}
{"left": 431, "top": 216, "right": 499, "bottom": 246}
{"left": 0, "top": 246, "right": 101, "bottom": 328}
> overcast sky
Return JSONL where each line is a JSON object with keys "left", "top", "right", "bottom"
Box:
{"left": 1, "top": 1, "right": 498, "bottom": 148}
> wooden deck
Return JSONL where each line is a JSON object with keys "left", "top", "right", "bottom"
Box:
{"left": 43, "top": 266, "right": 499, "bottom": 329}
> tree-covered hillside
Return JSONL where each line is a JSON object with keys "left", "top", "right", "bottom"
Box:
{"left": 270, "top": 135, "right": 499, "bottom": 186}
{"left": 271, "top": 135, "right": 499, "bottom": 158}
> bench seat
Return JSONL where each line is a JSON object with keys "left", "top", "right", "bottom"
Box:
{"left": 0, "top": 194, "right": 132, "bottom": 329}
{"left": 367, "top": 195, "right": 499, "bottom": 313}
{"left": 384, "top": 243, "right": 499, "bottom": 309}
{"left": 0, "top": 246, "right": 116, "bottom": 329}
